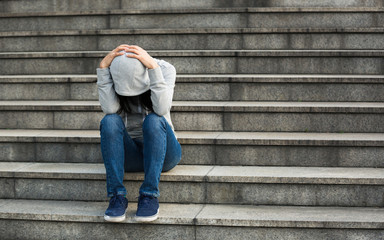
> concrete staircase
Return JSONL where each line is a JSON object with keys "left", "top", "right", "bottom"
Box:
{"left": 1, "top": 0, "right": 384, "bottom": 239}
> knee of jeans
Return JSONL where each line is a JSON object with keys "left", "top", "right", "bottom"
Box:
{"left": 162, "top": 157, "right": 181, "bottom": 172}
{"left": 100, "top": 114, "right": 123, "bottom": 135}
{"left": 162, "top": 162, "right": 176, "bottom": 172}
{"left": 142, "top": 113, "right": 165, "bottom": 133}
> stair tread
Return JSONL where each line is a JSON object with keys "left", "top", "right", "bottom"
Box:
{"left": 1, "top": 100, "right": 384, "bottom": 113}
{"left": 1, "top": 162, "right": 383, "bottom": 184}
{"left": 0, "top": 199, "right": 382, "bottom": 228}
{"left": 1, "top": 100, "right": 383, "bottom": 106}
{"left": 1, "top": 74, "right": 383, "bottom": 83}
{"left": 2, "top": 27, "right": 384, "bottom": 37}
{"left": 1, "top": 50, "right": 384, "bottom": 58}
{"left": 0, "top": 129, "right": 383, "bottom": 146}
{"left": 1, "top": 7, "right": 383, "bottom": 18}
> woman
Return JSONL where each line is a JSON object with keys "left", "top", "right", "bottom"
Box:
{"left": 97, "top": 44, "right": 181, "bottom": 223}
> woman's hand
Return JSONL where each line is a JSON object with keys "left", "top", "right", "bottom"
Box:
{"left": 99, "top": 45, "right": 129, "bottom": 69}
{"left": 125, "top": 45, "right": 159, "bottom": 69}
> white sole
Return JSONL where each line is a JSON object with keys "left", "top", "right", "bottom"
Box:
{"left": 104, "top": 213, "right": 126, "bottom": 222}
{"left": 134, "top": 209, "right": 159, "bottom": 222}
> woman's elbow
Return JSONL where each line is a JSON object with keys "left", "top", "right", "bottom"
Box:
{"left": 101, "top": 106, "right": 119, "bottom": 115}
{"left": 153, "top": 106, "right": 170, "bottom": 116}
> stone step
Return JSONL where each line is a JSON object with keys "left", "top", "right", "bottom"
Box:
{"left": 1, "top": 162, "right": 383, "bottom": 206}
{"left": 1, "top": 0, "right": 382, "bottom": 13}
{"left": 1, "top": 74, "right": 384, "bottom": 102}
{"left": 1, "top": 101, "right": 384, "bottom": 133}
{"left": 2, "top": 28, "right": 384, "bottom": 51}
{"left": 0, "top": 199, "right": 383, "bottom": 240}
{"left": 0, "top": 129, "right": 383, "bottom": 167}
{"left": 1, "top": 8, "right": 383, "bottom": 31}
{"left": 1, "top": 50, "right": 384, "bottom": 75}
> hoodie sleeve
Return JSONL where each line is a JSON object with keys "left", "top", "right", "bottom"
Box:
{"left": 148, "top": 59, "right": 176, "bottom": 116}
{"left": 96, "top": 67, "right": 120, "bottom": 114}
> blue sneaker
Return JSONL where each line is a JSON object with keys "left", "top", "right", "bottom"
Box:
{"left": 135, "top": 195, "right": 159, "bottom": 222}
{"left": 104, "top": 195, "right": 128, "bottom": 222}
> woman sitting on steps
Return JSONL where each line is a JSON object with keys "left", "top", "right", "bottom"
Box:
{"left": 97, "top": 44, "right": 181, "bottom": 222}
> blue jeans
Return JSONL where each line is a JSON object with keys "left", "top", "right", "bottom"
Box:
{"left": 100, "top": 113, "right": 182, "bottom": 198}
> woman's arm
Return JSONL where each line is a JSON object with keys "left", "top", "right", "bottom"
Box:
{"left": 97, "top": 45, "right": 128, "bottom": 114}
{"left": 148, "top": 59, "right": 176, "bottom": 116}
{"left": 97, "top": 68, "right": 120, "bottom": 114}
{"left": 125, "top": 46, "right": 176, "bottom": 116}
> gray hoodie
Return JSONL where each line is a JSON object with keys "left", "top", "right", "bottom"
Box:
{"left": 97, "top": 58, "right": 176, "bottom": 138}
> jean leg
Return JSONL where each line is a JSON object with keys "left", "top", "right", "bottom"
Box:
{"left": 124, "top": 138, "right": 144, "bottom": 172}
{"left": 162, "top": 125, "right": 182, "bottom": 172}
{"left": 100, "top": 114, "right": 142, "bottom": 197}
{"left": 139, "top": 113, "right": 182, "bottom": 197}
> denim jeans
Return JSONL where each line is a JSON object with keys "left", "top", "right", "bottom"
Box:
{"left": 100, "top": 113, "right": 182, "bottom": 198}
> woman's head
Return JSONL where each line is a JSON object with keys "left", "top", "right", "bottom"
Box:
{"left": 110, "top": 52, "right": 150, "bottom": 96}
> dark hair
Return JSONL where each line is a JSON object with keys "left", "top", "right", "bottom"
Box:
{"left": 117, "top": 90, "right": 153, "bottom": 114}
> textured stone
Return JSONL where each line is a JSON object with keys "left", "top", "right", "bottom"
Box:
{"left": 0, "top": 199, "right": 383, "bottom": 228}
{"left": 11, "top": 162, "right": 105, "bottom": 179}
{"left": 70, "top": 83, "right": 98, "bottom": 100}
{"left": 196, "top": 204, "right": 384, "bottom": 228}
{"left": 178, "top": 145, "right": 215, "bottom": 165}
{"left": 158, "top": 182, "right": 206, "bottom": 203}
{"left": 0, "top": 0, "right": 120, "bottom": 12}
{"left": 1, "top": 0, "right": 382, "bottom": 13}
{"left": 196, "top": 226, "right": 384, "bottom": 240}
{"left": 160, "top": 165, "right": 213, "bottom": 182}
{"left": 1, "top": 219, "right": 196, "bottom": 240}
{"left": 15, "top": 178, "right": 107, "bottom": 201}
{"left": 223, "top": 112, "right": 384, "bottom": 133}
{"left": 230, "top": 82, "right": 384, "bottom": 101}
{"left": 0, "top": 80, "right": 98, "bottom": 101}
{"left": 237, "top": 57, "right": 384, "bottom": 75}
{"left": 248, "top": 12, "right": 381, "bottom": 28}
{"left": 215, "top": 145, "right": 384, "bottom": 167}
{"left": 0, "top": 15, "right": 109, "bottom": 31}
{"left": 0, "top": 143, "right": 36, "bottom": 162}
{"left": 121, "top": 0, "right": 384, "bottom": 8}
{"left": 2, "top": 52, "right": 383, "bottom": 75}
{"left": 215, "top": 131, "right": 384, "bottom": 146}
{"left": 172, "top": 112, "right": 223, "bottom": 131}
{"left": 0, "top": 83, "right": 69, "bottom": 100}
{"left": 101, "top": 33, "right": 243, "bottom": 51}
{"left": 0, "top": 111, "right": 53, "bottom": 129}
{"left": 0, "top": 162, "right": 33, "bottom": 177}
{"left": 0, "top": 129, "right": 383, "bottom": 167}
{"left": 0, "top": 199, "right": 202, "bottom": 224}
{"left": 2, "top": 75, "right": 384, "bottom": 102}
{"left": 6, "top": 164, "right": 211, "bottom": 202}
{"left": 1, "top": 35, "right": 98, "bottom": 52}
{"left": 53, "top": 112, "right": 103, "bottom": 130}
{"left": 0, "top": 178, "right": 14, "bottom": 198}
{"left": 13, "top": 178, "right": 204, "bottom": 203}
{"left": 206, "top": 183, "right": 384, "bottom": 206}
{"left": 110, "top": 13, "right": 247, "bottom": 29}
{"left": 0, "top": 57, "right": 101, "bottom": 75}
{"left": 174, "top": 83, "right": 230, "bottom": 101}
{"left": 1, "top": 10, "right": 383, "bottom": 31}
{"left": 35, "top": 143, "right": 102, "bottom": 163}
{"left": 3, "top": 162, "right": 383, "bottom": 205}
{"left": 0, "top": 199, "right": 383, "bottom": 239}
{"left": 3, "top": 31, "right": 384, "bottom": 52}
{"left": 206, "top": 166, "right": 384, "bottom": 184}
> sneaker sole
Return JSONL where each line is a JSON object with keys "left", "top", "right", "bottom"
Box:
{"left": 104, "top": 212, "right": 126, "bottom": 223}
{"left": 134, "top": 209, "right": 159, "bottom": 222}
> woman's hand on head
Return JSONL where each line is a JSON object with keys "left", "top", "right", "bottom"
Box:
{"left": 125, "top": 45, "right": 159, "bottom": 69}
{"left": 99, "top": 45, "right": 129, "bottom": 69}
